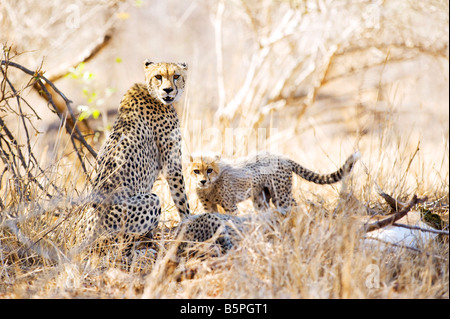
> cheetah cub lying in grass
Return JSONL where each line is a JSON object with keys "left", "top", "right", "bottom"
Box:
{"left": 189, "top": 152, "right": 360, "bottom": 215}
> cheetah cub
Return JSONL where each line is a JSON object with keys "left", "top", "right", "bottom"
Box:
{"left": 189, "top": 152, "right": 360, "bottom": 215}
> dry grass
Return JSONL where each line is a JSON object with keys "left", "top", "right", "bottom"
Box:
{"left": 0, "top": 0, "right": 448, "bottom": 299}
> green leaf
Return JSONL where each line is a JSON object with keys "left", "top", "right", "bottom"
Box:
{"left": 92, "top": 109, "right": 101, "bottom": 119}
{"left": 105, "top": 87, "right": 117, "bottom": 97}
{"left": 83, "top": 71, "right": 94, "bottom": 81}
{"left": 77, "top": 62, "right": 85, "bottom": 72}
{"left": 88, "top": 92, "right": 97, "bottom": 103}
{"left": 78, "top": 111, "right": 89, "bottom": 121}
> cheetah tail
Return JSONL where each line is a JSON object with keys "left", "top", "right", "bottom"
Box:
{"left": 290, "top": 151, "right": 361, "bottom": 184}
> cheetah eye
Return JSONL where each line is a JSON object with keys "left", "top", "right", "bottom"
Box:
{"left": 193, "top": 169, "right": 200, "bottom": 174}
{"left": 155, "top": 75, "right": 162, "bottom": 80}
{"left": 173, "top": 74, "right": 180, "bottom": 80}
{"left": 206, "top": 168, "right": 213, "bottom": 174}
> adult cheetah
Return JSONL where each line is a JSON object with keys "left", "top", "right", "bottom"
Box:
{"left": 85, "top": 61, "right": 190, "bottom": 249}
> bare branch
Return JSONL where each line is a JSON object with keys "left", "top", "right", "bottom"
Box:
{"left": 1, "top": 59, "right": 97, "bottom": 159}
{"left": 374, "top": 182, "right": 407, "bottom": 213}
{"left": 35, "top": 80, "right": 93, "bottom": 176}
{"left": 392, "top": 223, "right": 449, "bottom": 236}
{"left": 46, "top": 33, "right": 113, "bottom": 83}
{"left": 362, "top": 195, "right": 428, "bottom": 233}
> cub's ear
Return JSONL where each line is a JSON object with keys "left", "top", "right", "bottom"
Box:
{"left": 177, "top": 62, "right": 188, "bottom": 70}
{"left": 189, "top": 155, "right": 194, "bottom": 163}
{"left": 144, "top": 59, "right": 153, "bottom": 67}
{"left": 214, "top": 154, "right": 221, "bottom": 161}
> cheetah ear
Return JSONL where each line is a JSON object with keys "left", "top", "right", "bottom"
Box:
{"left": 177, "top": 62, "right": 188, "bottom": 70}
{"left": 144, "top": 59, "right": 154, "bottom": 67}
{"left": 189, "top": 155, "right": 194, "bottom": 163}
{"left": 214, "top": 154, "right": 221, "bottom": 162}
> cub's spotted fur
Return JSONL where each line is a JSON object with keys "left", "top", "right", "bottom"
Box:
{"left": 190, "top": 152, "right": 360, "bottom": 215}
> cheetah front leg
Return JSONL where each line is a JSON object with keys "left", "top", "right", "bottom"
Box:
{"left": 160, "top": 129, "right": 191, "bottom": 219}
{"left": 165, "top": 172, "right": 190, "bottom": 218}
{"left": 221, "top": 201, "right": 239, "bottom": 214}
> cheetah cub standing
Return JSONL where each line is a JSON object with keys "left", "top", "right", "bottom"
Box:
{"left": 86, "top": 61, "right": 191, "bottom": 249}
{"left": 189, "top": 152, "right": 360, "bottom": 215}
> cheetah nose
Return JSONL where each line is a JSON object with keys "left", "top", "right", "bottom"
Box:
{"left": 200, "top": 180, "right": 206, "bottom": 185}
{"left": 163, "top": 88, "right": 173, "bottom": 93}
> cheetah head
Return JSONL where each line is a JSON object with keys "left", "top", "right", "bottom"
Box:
{"left": 189, "top": 153, "right": 221, "bottom": 189}
{"left": 144, "top": 60, "right": 188, "bottom": 105}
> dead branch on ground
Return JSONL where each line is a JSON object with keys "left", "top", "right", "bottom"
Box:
{"left": 362, "top": 194, "right": 427, "bottom": 233}
{"left": 371, "top": 185, "right": 449, "bottom": 236}
{"left": 391, "top": 222, "right": 449, "bottom": 236}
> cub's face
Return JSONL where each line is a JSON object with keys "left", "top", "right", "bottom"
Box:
{"left": 189, "top": 155, "right": 220, "bottom": 189}
{"left": 144, "top": 60, "right": 188, "bottom": 105}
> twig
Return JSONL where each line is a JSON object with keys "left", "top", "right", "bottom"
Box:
{"left": 1, "top": 59, "right": 96, "bottom": 183}
{"left": 373, "top": 186, "right": 448, "bottom": 234}
{"left": 36, "top": 80, "right": 91, "bottom": 176}
{"left": 374, "top": 182, "right": 407, "bottom": 213}
{"left": 362, "top": 195, "right": 427, "bottom": 233}
{"left": 1, "top": 67, "right": 61, "bottom": 197}
{"left": 46, "top": 33, "right": 112, "bottom": 83}
{"left": 1, "top": 60, "right": 97, "bottom": 159}
{"left": 392, "top": 223, "right": 449, "bottom": 236}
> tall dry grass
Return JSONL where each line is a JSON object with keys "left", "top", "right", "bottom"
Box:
{"left": 0, "top": 0, "right": 448, "bottom": 298}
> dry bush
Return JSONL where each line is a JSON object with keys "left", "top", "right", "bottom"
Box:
{"left": 0, "top": 0, "right": 126, "bottom": 78}
{"left": 0, "top": 0, "right": 448, "bottom": 299}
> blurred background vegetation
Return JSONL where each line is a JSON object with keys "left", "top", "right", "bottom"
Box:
{"left": 0, "top": 0, "right": 448, "bottom": 299}
{"left": 1, "top": 0, "right": 448, "bottom": 195}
